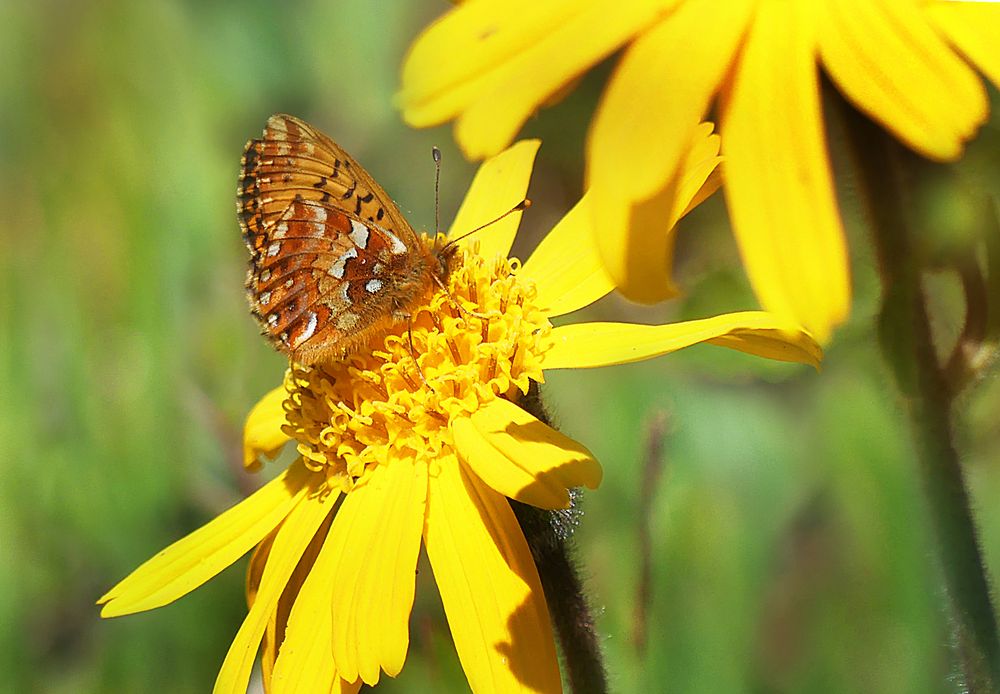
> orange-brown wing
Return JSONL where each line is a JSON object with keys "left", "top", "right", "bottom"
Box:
{"left": 238, "top": 114, "right": 429, "bottom": 362}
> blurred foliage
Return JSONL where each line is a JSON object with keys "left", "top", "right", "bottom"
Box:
{"left": 1, "top": 1, "right": 998, "bottom": 692}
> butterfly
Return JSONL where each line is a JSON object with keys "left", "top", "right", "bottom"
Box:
{"left": 238, "top": 114, "right": 458, "bottom": 364}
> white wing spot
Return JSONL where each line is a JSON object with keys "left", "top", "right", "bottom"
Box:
{"left": 267, "top": 313, "right": 279, "bottom": 327}
{"left": 329, "top": 247, "right": 358, "bottom": 279}
{"left": 384, "top": 230, "right": 407, "bottom": 255}
{"left": 349, "top": 220, "right": 370, "bottom": 249}
{"left": 339, "top": 282, "right": 351, "bottom": 302}
{"left": 284, "top": 277, "right": 294, "bottom": 289}
{"left": 309, "top": 206, "right": 327, "bottom": 223}
{"left": 273, "top": 222, "right": 288, "bottom": 239}
{"left": 267, "top": 242, "right": 281, "bottom": 257}
{"left": 365, "top": 279, "right": 383, "bottom": 294}
{"left": 259, "top": 291, "right": 272, "bottom": 305}
{"left": 295, "top": 312, "right": 318, "bottom": 345}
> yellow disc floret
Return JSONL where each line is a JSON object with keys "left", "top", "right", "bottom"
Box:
{"left": 282, "top": 244, "right": 553, "bottom": 493}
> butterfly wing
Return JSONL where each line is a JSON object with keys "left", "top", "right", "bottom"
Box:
{"left": 238, "top": 114, "right": 431, "bottom": 362}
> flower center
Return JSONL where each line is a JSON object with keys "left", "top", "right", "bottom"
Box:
{"left": 282, "top": 243, "right": 553, "bottom": 492}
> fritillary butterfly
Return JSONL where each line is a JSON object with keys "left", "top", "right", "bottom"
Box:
{"left": 238, "top": 114, "right": 457, "bottom": 364}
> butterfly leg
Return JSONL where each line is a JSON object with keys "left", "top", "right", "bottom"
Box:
{"left": 405, "top": 313, "right": 431, "bottom": 388}
{"left": 431, "top": 272, "right": 493, "bottom": 321}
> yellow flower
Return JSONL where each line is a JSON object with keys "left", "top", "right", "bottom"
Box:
{"left": 399, "top": 0, "right": 999, "bottom": 342}
{"left": 99, "top": 140, "right": 821, "bottom": 693}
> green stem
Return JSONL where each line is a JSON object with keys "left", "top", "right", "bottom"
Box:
{"left": 839, "top": 96, "right": 1000, "bottom": 690}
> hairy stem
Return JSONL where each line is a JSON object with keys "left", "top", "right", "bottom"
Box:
{"left": 839, "top": 96, "right": 1000, "bottom": 691}
{"left": 514, "top": 384, "right": 608, "bottom": 694}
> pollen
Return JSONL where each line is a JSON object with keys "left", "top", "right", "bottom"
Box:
{"left": 282, "top": 245, "right": 553, "bottom": 493}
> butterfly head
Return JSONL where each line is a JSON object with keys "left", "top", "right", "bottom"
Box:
{"left": 431, "top": 234, "right": 462, "bottom": 279}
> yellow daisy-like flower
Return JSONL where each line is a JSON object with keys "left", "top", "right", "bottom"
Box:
{"left": 99, "top": 140, "right": 820, "bottom": 693}
{"left": 399, "top": 0, "right": 999, "bottom": 342}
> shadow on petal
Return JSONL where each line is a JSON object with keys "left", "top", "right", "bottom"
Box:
{"left": 499, "top": 416, "right": 602, "bottom": 499}
{"left": 433, "top": 463, "right": 561, "bottom": 692}
{"left": 457, "top": 399, "right": 602, "bottom": 510}
{"left": 494, "top": 597, "right": 565, "bottom": 693}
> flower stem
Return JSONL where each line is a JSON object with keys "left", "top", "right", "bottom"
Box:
{"left": 838, "top": 94, "right": 1000, "bottom": 690}
{"left": 514, "top": 385, "right": 608, "bottom": 694}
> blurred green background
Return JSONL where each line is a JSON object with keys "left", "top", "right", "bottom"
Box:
{"left": 2, "top": 2, "right": 998, "bottom": 692}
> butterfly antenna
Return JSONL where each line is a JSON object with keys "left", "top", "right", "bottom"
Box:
{"left": 442, "top": 198, "right": 532, "bottom": 250}
{"left": 432, "top": 147, "right": 442, "bottom": 240}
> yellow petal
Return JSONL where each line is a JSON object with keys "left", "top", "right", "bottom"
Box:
{"left": 400, "top": 0, "right": 673, "bottom": 157}
{"left": 246, "top": 533, "right": 272, "bottom": 610}
{"left": 453, "top": 1, "right": 678, "bottom": 158}
{"left": 542, "top": 312, "right": 822, "bottom": 370}
{"left": 667, "top": 123, "right": 723, "bottom": 229}
{"left": 214, "top": 487, "right": 338, "bottom": 694}
{"left": 270, "top": 524, "right": 359, "bottom": 694}
{"left": 401, "top": 1, "right": 590, "bottom": 126}
{"left": 448, "top": 140, "right": 539, "bottom": 262}
{"left": 925, "top": 1, "right": 1000, "bottom": 91}
{"left": 425, "top": 454, "right": 561, "bottom": 693}
{"left": 720, "top": 0, "right": 849, "bottom": 343}
{"left": 519, "top": 194, "right": 615, "bottom": 317}
{"left": 588, "top": 0, "right": 753, "bottom": 302}
{"left": 244, "top": 386, "right": 291, "bottom": 471}
{"left": 817, "top": 0, "right": 988, "bottom": 161}
{"left": 245, "top": 534, "right": 276, "bottom": 688}
{"left": 257, "top": 514, "right": 334, "bottom": 694}
{"left": 264, "top": 516, "right": 336, "bottom": 694}
{"left": 99, "top": 461, "right": 314, "bottom": 617}
{"left": 594, "top": 123, "right": 724, "bottom": 303}
{"left": 327, "top": 457, "right": 427, "bottom": 686}
{"left": 330, "top": 679, "right": 363, "bottom": 694}
{"left": 452, "top": 399, "right": 601, "bottom": 510}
